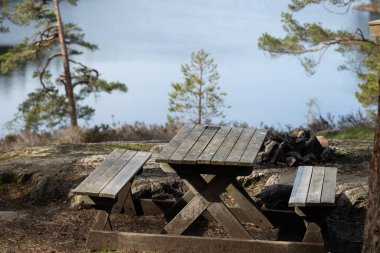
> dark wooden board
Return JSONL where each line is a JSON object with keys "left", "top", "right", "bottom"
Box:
{"left": 197, "top": 126, "right": 231, "bottom": 164}
{"left": 72, "top": 149, "right": 126, "bottom": 195}
{"left": 182, "top": 126, "right": 219, "bottom": 164}
{"left": 156, "top": 124, "right": 196, "bottom": 163}
{"left": 169, "top": 125, "right": 206, "bottom": 164}
{"left": 239, "top": 129, "right": 267, "bottom": 166}
{"left": 225, "top": 128, "right": 256, "bottom": 166}
{"left": 86, "top": 231, "right": 326, "bottom": 253}
{"left": 211, "top": 127, "right": 244, "bottom": 165}
{"left": 82, "top": 150, "right": 137, "bottom": 196}
{"left": 99, "top": 152, "right": 151, "bottom": 198}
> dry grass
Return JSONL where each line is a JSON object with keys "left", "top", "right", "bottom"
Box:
{"left": 0, "top": 122, "right": 181, "bottom": 152}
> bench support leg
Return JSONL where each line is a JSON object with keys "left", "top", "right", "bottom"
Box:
{"left": 303, "top": 220, "right": 324, "bottom": 243}
{"left": 92, "top": 210, "right": 112, "bottom": 231}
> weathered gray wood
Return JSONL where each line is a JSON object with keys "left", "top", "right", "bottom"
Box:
{"left": 164, "top": 176, "right": 232, "bottom": 235}
{"left": 123, "top": 189, "right": 137, "bottom": 215}
{"left": 226, "top": 180, "right": 274, "bottom": 228}
{"left": 303, "top": 221, "right": 324, "bottom": 243}
{"left": 289, "top": 166, "right": 313, "bottom": 207}
{"left": 111, "top": 182, "right": 132, "bottom": 214}
{"left": 156, "top": 124, "right": 196, "bottom": 163}
{"left": 91, "top": 210, "right": 111, "bottom": 231}
{"left": 182, "top": 126, "right": 219, "bottom": 164}
{"left": 207, "top": 200, "right": 252, "bottom": 239}
{"left": 82, "top": 150, "right": 137, "bottom": 197}
{"left": 239, "top": 129, "right": 267, "bottom": 166}
{"left": 197, "top": 126, "right": 231, "bottom": 164}
{"left": 169, "top": 125, "right": 207, "bottom": 164}
{"left": 306, "top": 167, "right": 325, "bottom": 205}
{"left": 211, "top": 127, "right": 244, "bottom": 165}
{"left": 225, "top": 128, "right": 256, "bottom": 165}
{"left": 72, "top": 148, "right": 126, "bottom": 194}
{"left": 320, "top": 167, "right": 337, "bottom": 206}
{"left": 99, "top": 152, "right": 151, "bottom": 198}
{"left": 86, "top": 231, "right": 326, "bottom": 253}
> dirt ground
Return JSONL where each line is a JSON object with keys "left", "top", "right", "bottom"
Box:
{"left": 0, "top": 139, "right": 372, "bottom": 253}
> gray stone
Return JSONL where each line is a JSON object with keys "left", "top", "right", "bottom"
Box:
{"left": 320, "top": 147, "right": 335, "bottom": 162}
{"left": 255, "top": 172, "right": 295, "bottom": 210}
{"left": 68, "top": 194, "right": 94, "bottom": 210}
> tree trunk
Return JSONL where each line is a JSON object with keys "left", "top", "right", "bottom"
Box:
{"left": 53, "top": 0, "right": 78, "bottom": 127}
{"left": 197, "top": 67, "right": 203, "bottom": 125}
{"left": 362, "top": 77, "right": 380, "bottom": 253}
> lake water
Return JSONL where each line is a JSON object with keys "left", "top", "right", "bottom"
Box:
{"left": 0, "top": 0, "right": 376, "bottom": 136}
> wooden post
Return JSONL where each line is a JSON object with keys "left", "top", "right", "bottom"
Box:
{"left": 369, "top": 20, "right": 380, "bottom": 36}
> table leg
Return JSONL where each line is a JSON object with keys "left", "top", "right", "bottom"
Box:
{"left": 164, "top": 176, "right": 231, "bottom": 235}
{"left": 226, "top": 180, "right": 274, "bottom": 228}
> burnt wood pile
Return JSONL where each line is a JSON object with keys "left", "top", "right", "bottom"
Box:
{"left": 257, "top": 128, "right": 334, "bottom": 166}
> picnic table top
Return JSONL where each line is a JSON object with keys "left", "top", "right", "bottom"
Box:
{"left": 156, "top": 124, "right": 267, "bottom": 167}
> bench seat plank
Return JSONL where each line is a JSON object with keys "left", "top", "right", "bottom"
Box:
{"left": 320, "top": 167, "right": 337, "bottom": 206}
{"left": 72, "top": 148, "right": 126, "bottom": 194}
{"left": 156, "top": 124, "right": 196, "bottom": 163}
{"left": 99, "top": 151, "right": 152, "bottom": 198}
{"left": 306, "top": 167, "right": 325, "bottom": 205}
{"left": 82, "top": 150, "right": 137, "bottom": 196}
{"left": 289, "top": 166, "right": 313, "bottom": 207}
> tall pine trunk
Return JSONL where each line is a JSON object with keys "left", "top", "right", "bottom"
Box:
{"left": 53, "top": 0, "right": 78, "bottom": 127}
{"left": 362, "top": 77, "right": 380, "bottom": 253}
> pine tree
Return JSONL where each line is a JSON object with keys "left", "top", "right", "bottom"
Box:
{"left": 168, "top": 49, "right": 228, "bottom": 124}
{"left": 0, "top": 0, "right": 127, "bottom": 131}
{"left": 258, "top": 1, "right": 380, "bottom": 252}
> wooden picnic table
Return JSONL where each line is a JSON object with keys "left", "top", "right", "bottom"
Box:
{"left": 156, "top": 124, "right": 274, "bottom": 238}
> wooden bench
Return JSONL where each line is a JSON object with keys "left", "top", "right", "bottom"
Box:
{"left": 289, "top": 166, "right": 337, "bottom": 246}
{"left": 71, "top": 148, "right": 151, "bottom": 248}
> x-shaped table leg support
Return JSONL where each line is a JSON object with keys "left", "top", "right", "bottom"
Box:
{"left": 164, "top": 174, "right": 252, "bottom": 239}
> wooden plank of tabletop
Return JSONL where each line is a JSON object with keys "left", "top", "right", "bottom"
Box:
{"left": 225, "top": 128, "right": 256, "bottom": 166}
{"left": 169, "top": 125, "right": 207, "bottom": 164}
{"left": 156, "top": 124, "right": 196, "bottom": 163}
{"left": 289, "top": 166, "right": 313, "bottom": 207}
{"left": 211, "top": 127, "right": 244, "bottom": 165}
{"left": 306, "top": 167, "right": 325, "bottom": 206}
{"left": 182, "top": 126, "right": 219, "bottom": 164}
{"left": 99, "top": 151, "right": 151, "bottom": 198}
{"left": 72, "top": 148, "right": 126, "bottom": 194}
{"left": 82, "top": 150, "right": 137, "bottom": 196}
{"left": 239, "top": 129, "right": 267, "bottom": 166}
{"left": 320, "top": 167, "right": 337, "bottom": 206}
{"left": 197, "top": 126, "right": 231, "bottom": 164}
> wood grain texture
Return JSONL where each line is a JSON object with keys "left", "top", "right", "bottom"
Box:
{"left": 156, "top": 124, "right": 196, "bottom": 163}
{"left": 289, "top": 166, "right": 313, "bottom": 207}
{"left": 306, "top": 167, "right": 325, "bottom": 205}
{"left": 72, "top": 149, "right": 127, "bottom": 195}
{"left": 225, "top": 128, "right": 256, "bottom": 166}
{"left": 239, "top": 129, "right": 267, "bottom": 166}
{"left": 320, "top": 167, "right": 337, "bottom": 206}
{"left": 197, "top": 126, "right": 231, "bottom": 164}
{"left": 99, "top": 152, "right": 151, "bottom": 198}
{"left": 169, "top": 125, "right": 206, "bottom": 164}
{"left": 86, "top": 231, "right": 326, "bottom": 253}
{"left": 207, "top": 201, "right": 252, "bottom": 239}
{"left": 82, "top": 150, "right": 137, "bottom": 197}
{"left": 211, "top": 127, "right": 244, "bottom": 165}
{"left": 182, "top": 126, "right": 219, "bottom": 164}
